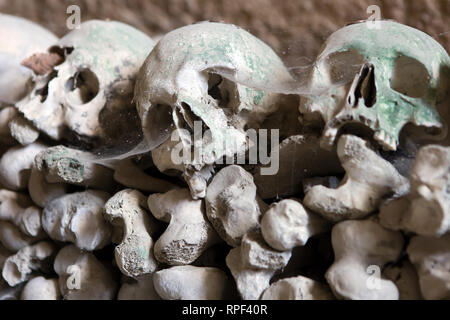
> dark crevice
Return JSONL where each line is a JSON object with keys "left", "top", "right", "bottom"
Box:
{"left": 207, "top": 73, "right": 233, "bottom": 108}
{"left": 390, "top": 55, "right": 430, "bottom": 98}
{"left": 180, "top": 102, "right": 210, "bottom": 133}
{"left": 208, "top": 73, "right": 223, "bottom": 101}
{"left": 36, "top": 70, "right": 58, "bottom": 102}
{"left": 354, "top": 63, "right": 377, "bottom": 108}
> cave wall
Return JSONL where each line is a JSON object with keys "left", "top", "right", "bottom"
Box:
{"left": 1, "top": 0, "right": 449, "bottom": 66}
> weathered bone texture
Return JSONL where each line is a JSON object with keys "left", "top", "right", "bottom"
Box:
{"left": 104, "top": 189, "right": 158, "bottom": 277}
{"left": 0, "top": 14, "right": 57, "bottom": 107}
{"left": 326, "top": 220, "right": 404, "bottom": 300}
{"left": 9, "top": 115, "right": 40, "bottom": 146}
{"left": 118, "top": 274, "right": 161, "bottom": 300}
{"left": 28, "top": 165, "right": 67, "bottom": 208}
{"left": 226, "top": 246, "right": 273, "bottom": 301}
{"left": 21, "top": 276, "right": 60, "bottom": 300}
{"left": 381, "top": 145, "right": 450, "bottom": 236}
{"left": 16, "top": 20, "right": 154, "bottom": 147}
{"left": 206, "top": 165, "right": 267, "bottom": 247}
{"left": 135, "top": 22, "right": 296, "bottom": 199}
{"left": 0, "top": 221, "right": 42, "bottom": 252}
{"left": 2, "top": 11, "right": 449, "bottom": 303}
{"left": 54, "top": 245, "right": 118, "bottom": 300}
{"left": 407, "top": 234, "right": 450, "bottom": 300}
{"left": 261, "top": 275, "right": 335, "bottom": 300}
{"left": 261, "top": 199, "right": 330, "bottom": 251}
{"left": 114, "top": 158, "right": 178, "bottom": 193}
{"left": 254, "top": 134, "right": 343, "bottom": 199}
{"left": 0, "top": 143, "right": 46, "bottom": 191}
{"left": 2, "top": 241, "right": 56, "bottom": 286}
{"left": 226, "top": 232, "right": 291, "bottom": 300}
{"left": 35, "top": 146, "right": 115, "bottom": 191}
{"left": 383, "top": 261, "right": 423, "bottom": 300}
{"left": 242, "top": 232, "right": 292, "bottom": 270}
{"left": 0, "top": 196, "right": 43, "bottom": 237}
{"left": 300, "top": 20, "right": 450, "bottom": 151}
{"left": 153, "top": 265, "right": 233, "bottom": 300}
{"left": 304, "top": 135, "right": 408, "bottom": 221}
{"left": 42, "top": 190, "right": 111, "bottom": 251}
{"left": 21, "top": 51, "right": 64, "bottom": 76}
{"left": 148, "top": 189, "right": 220, "bottom": 265}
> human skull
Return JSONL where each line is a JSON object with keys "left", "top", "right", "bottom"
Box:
{"left": 135, "top": 22, "right": 295, "bottom": 197}
{"left": 16, "top": 20, "right": 154, "bottom": 147}
{"left": 300, "top": 20, "right": 450, "bottom": 151}
{"left": 0, "top": 14, "right": 57, "bottom": 107}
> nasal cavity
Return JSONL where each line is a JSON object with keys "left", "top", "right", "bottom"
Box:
{"left": 354, "top": 63, "right": 377, "bottom": 108}
{"left": 208, "top": 73, "right": 223, "bottom": 101}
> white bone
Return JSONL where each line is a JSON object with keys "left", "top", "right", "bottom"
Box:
{"left": 153, "top": 265, "right": 233, "bottom": 300}
{"left": 54, "top": 245, "right": 118, "bottom": 300}
{"left": 304, "top": 135, "right": 408, "bottom": 221}
{"left": 148, "top": 188, "right": 220, "bottom": 265}
{"left": 42, "top": 190, "right": 111, "bottom": 251}
{"left": 325, "top": 219, "right": 404, "bottom": 300}
{"left": 2, "top": 241, "right": 56, "bottom": 286}
{"left": 104, "top": 189, "right": 158, "bottom": 277}
{"left": 206, "top": 165, "right": 267, "bottom": 247}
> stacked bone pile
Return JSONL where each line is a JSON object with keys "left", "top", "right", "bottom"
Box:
{"left": 0, "top": 13, "right": 449, "bottom": 300}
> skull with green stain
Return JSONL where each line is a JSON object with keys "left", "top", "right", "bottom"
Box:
{"left": 135, "top": 22, "right": 295, "bottom": 198}
{"left": 300, "top": 20, "right": 450, "bottom": 151}
{"left": 16, "top": 20, "right": 154, "bottom": 146}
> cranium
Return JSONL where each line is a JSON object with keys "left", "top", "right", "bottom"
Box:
{"left": 0, "top": 14, "right": 57, "bottom": 107}
{"left": 16, "top": 20, "right": 154, "bottom": 148}
{"left": 300, "top": 20, "right": 450, "bottom": 151}
{"left": 135, "top": 22, "right": 295, "bottom": 197}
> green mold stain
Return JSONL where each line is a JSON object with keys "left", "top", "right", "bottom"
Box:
{"left": 67, "top": 21, "right": 154, "bottom": 78}
{"left": 245, "top": 88, "right": 264, "bottom": 105}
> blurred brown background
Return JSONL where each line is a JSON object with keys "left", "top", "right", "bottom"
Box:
{"left": 0, "top": 0, "right": 449, "bottom": 66}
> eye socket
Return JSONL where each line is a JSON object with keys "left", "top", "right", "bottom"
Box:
{"left": 324, "top": 49, "right": 365, "bottom": 84}
{"left": 208, "top": 73, "right": 224, "bottom": 101}
{"left": 206, "top": 72, "right": 239, "bottom": 110}
{"left": 390, "top": 55, "right": 430, "bottom": 98}
{"left": 64, "top": 68, "right": 100, "bottom": 105}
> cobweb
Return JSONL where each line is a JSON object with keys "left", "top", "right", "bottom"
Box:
{"left": 78, "top": 24, "right": 450, "bottom": 169}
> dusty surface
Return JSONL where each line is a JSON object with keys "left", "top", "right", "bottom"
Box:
{"left": 0, "top": 0, "right": 448, "bottom": 66}
{"left": 21, "top": 52, "right": 63, "bottom": 76}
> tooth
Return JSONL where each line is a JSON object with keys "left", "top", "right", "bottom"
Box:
{"left": 390, "top": 137, "right": 397, "bottom": 151}
{"left": 379, "top": 133, "right": 396, "bottom": 151}
{"left": 374, "top": 130, "right": 385, "bottom": 142}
